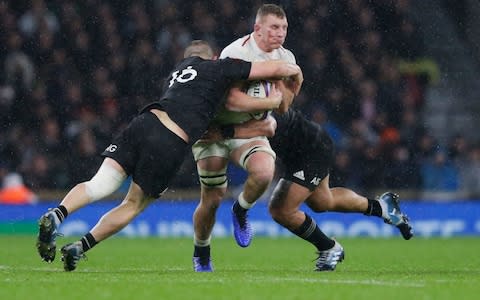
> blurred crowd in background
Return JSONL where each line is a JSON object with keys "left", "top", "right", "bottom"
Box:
{"left": 1, "top": 0, "right": 480, "bottom": 203}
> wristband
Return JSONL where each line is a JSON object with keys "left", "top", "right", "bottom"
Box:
{"left": 221, "top": 125, "right": 235, "bottom": 139}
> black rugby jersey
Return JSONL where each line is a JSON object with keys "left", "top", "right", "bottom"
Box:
{"left": 269, "top": 109, "right": 333, "bottom": 163}
{"left": 141, "top": 56, "right": 251, "bottom": 144}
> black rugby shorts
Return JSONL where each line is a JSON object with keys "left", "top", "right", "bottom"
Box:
{"left": 102, "top": 112, "right": 188, "bottom": 198}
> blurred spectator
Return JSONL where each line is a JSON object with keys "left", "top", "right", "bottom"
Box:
{"left": 67, "top": 129, "right": 102, "bottom": 185}
{"left": 310, "top": 106, "right": 343, "bottom": 146}
{"left": 0, "top": 0, "right": 444, "bottom": 197}
{"left": 22, "top": 153, "right": 59, "bottom": 190}
{"left": 0, "top": 172, "right": 37, "bottom": 204}
{"left": 4, "top": 32, "right": 35, "bottom": 91}
{"left": 460, "top": 144, "right": 480, "bottom": 197}
{"left": 18, "top": 0, "right": 59, "bottom": 37}
{"left": 330, "top": 149, "right": 357, "bottom": 188}
{"left": 384, "top": 144, "right": 421, "bottom": 189}
{"left": 420, "top": 148, "right": 459, "bottom": 191}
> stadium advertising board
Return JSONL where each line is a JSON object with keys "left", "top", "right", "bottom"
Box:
{"left": 1, "top": 200, "right": 479, "bottom": 237}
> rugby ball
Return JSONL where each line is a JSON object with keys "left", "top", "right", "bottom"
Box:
{"left": 213, "top": 80, "right": 272, "bottom": 125}
{"left": 246, "top": 80, "right": 271, "bottom": 120}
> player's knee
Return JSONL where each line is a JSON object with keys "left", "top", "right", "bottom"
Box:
{"left": 200, "top": 186, "right": 226, "bottom": 210}
{"left": 200, "top": 194, "right": 223, "bottom": 211}
{"left": 269, "top": 205, "right": 293, "bottom": 224}
{"left": 268, "top": 203, "right": 281, "bottom": 220}
{"left": 249, "top": 166, "right": 274, "bottom": 188}
{"left": 202, "top": 200, "right": 221, "bottom": 212}
{"left": 246, "top": 158, "right": 275, "bottom": 187}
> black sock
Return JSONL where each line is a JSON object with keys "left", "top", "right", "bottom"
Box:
{"left": 364, "top": 198, "right": 382, "bottom": 217}
{"left": 233, "top": 200, "right": 247, "bottom": 215}
{"left": 54, "top": 205, "right": 68, "bottom": 222}
{"left": 291, "top": 214, "right": 335, "bottom": 251}
{"left": 194, "top": 245, "right": 211, "bottom": 258}
{"left": 80, "top": 232, "right": 98, "bottom": 252}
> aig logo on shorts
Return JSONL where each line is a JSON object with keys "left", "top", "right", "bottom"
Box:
{"left": 105, "top": 144, "right": 118, "bottom": 152}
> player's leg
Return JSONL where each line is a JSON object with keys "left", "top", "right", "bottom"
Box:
{"left": 60, "top": 116, "right": 188, "bottom": 271}
{"left": 36, "top": 158, "right": 127, "bottom": 262}
{"left": 60, "top": 181, "right": 156, "bottom": 271}
{"left": 229, "top": 138, "right": 275, "bottom": 247}
{"left": 306, "top": 175, "right": 372, "bottom": 213}
{"left": 269, "top": 178, "right": 343, "bottom": 271}
{"left": 306, "top": 175, "right": 413, "bottom": 239}
{"left": 192, "top": 155, "right": 229, "bottom": 272}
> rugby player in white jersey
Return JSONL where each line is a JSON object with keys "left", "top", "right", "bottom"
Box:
{"left": 191, "top": 4, "right": 300, "bottom": 271}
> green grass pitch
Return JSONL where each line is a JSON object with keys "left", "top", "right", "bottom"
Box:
{"left": 1, "top": 236, "right": 479, "bottom": 300}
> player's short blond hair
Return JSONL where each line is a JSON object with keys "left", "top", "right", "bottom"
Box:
{"left": 184, "top": 40, "right": 214, "bottom": 59}
{"left": 255, "top": 3, "right": 286, "bottom": 22}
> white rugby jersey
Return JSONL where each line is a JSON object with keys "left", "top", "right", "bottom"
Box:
{"left": 215, "top": 33, "right": 296, "bottom": 125}
{"left": 220, "top": 33, "right": 296, "bottom": 63}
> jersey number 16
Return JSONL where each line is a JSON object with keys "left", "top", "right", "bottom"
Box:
{"left": 169, "top": 66, "right": 198, "bottom": 87}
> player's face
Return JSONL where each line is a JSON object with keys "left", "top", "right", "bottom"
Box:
{"left": 255, "top": 14, "right": 288, "bottom": 52}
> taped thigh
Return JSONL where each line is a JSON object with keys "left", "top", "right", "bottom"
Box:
{"left": 84, "top": 162, "right": 127, "bottom": 201}
{"left": 197, "top": 167, "right": 228, "bottom": 188}
{"left": 238, "top": 145, "right": 276, "bottom": 170}
{"left": 192, "top": 141, "right": 229, "bottom": 162}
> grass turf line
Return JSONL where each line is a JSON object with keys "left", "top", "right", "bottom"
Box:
{"left": 1, "top": 236, "right": 479, "bottom": 300}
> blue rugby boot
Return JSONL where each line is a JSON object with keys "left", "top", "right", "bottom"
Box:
{"left": 193, "top": 256, "right": 214, "bottom": 272}
{"left": 61, "top": 241, "right": 85, "bottom": 272}
{"left": 315, "top": 240, "right": 345, "bottom": 271}
{"left": 378, "top": 192, "right": 414, "bottom": 240}
{"left": 36, "top": 209, "right": 61, "bottom": 263}
{"left": 231, "top": 203, "right": 253, "bottom": 247}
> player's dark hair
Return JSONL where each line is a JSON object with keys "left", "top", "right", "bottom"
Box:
{"left": 184, "top": 40, "right": 214, "bottom": 59}
{"left": 256, "top": 3, "right": 286, "bottom": 20}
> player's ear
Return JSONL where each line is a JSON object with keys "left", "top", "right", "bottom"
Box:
{"left": 254, "top": 23, "right": 261, "bottom": 34}
{"left": 213, "top": 55, "right": 218, "bottom": 60}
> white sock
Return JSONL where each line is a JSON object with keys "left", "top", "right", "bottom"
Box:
{"left": 238, "top": 192, "right": 255, "bottom": 209}
{"left": 193, "top": 234, "right": 211, "bottom": 247}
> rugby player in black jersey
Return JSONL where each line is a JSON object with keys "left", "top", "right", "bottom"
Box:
{"left": 198, "top": 108, "right": 413, "bottom": 271}
{"left": 35, "top": 40, "right": 303, "bottom": 271}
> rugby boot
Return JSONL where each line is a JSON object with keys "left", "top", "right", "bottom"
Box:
{"left": 61, "top": 241, "right": 85, "bottom": 271}
{"left": 378, "top": 192, "right": 414, "bottom": 240}
{"left": 193, "top": 256, "right": 214, "bottom": 272}
{"left": 36, "top": 209, "right": 61, "bottom": 262}
{"left": 315, "top": 240, "right": 345, "bottom": 271}
{"left": 231, "top": 202, "right": 253, "bottom": 247}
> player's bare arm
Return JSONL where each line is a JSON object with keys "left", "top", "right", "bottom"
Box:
{"left": 272, "top": 80, "right": 295, "bottom": 114}
{"left": 201, "top": 115, "right": 277, "bottom": 143}
{"left": 232, "top": 115, "right": 277, "bottom": 138}
{"left": 289, "top": 69, "right": 303, "bottom": 95}
{"left": 225, "top": 83, "right": 282, "bottom": 113}
{"left": 275, "top": 66, "right": 304, "bottom": 111}
{"left": 248, "top": 60, "right": 301, "bottom": 81}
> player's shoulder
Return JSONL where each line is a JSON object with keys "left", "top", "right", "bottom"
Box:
{"left": 220, "top": 34, "right": 252, "bottom": 59}
{"left": 276, "top": 46, "right": 296, "bottom": 63}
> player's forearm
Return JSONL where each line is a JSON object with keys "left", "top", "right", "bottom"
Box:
{"left": 225, "top": 88, "right": 279, "bottom": 112}
{"left": 273, "top": 80, "right": 295, "bottom": 114}
{"left": 230, "top": 117, "right": 277, "bottom": 139}
{"left": 249, "top": 60, "right": 301, "bottom": 80}
{"left": 279, "top": 88, "right": 294, "bottom": 114}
